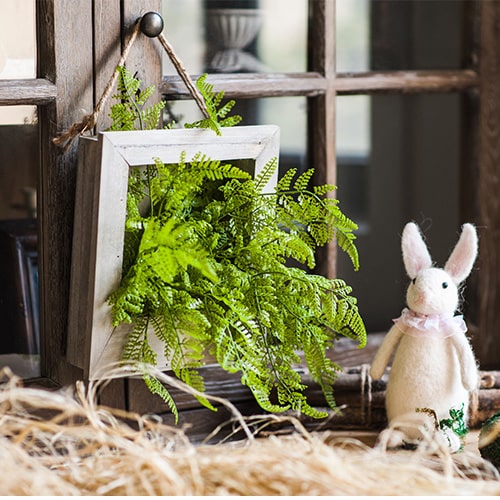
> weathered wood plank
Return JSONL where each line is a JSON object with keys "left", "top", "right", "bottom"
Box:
{"left": 65, "top": 137, "right": 100, "bottom": 370}
{"left": 91, "top": 0, "right": 163, "bottom": 410}
{"left": 459, "top": 1, "right": 481, "bottom": 358}
{"left": 126, "top": 361, "right": 500, "bottom": 433}
{"left": 473, "top": 1, "right": 500, "bottom": 369}
{"left": 93, "top": 0, "right": 122, "bottom": 132}
{"left": 0, "top": 79, "right": 57, "bottom": 105}
{"left": 309, "top": 0, "right": 337, "bottom": 278}
{"left": 87, "top": 0, "right": 122, "bottom": 408}
{"left": 335, "top": 70, "right": 479, "bottom": 94}
{"left": 37, "top": 0, "right": 93, "bottom": 386}
{"left": 122, "top": 0, "right": 162, "bottom": 108}
{"left": 159, "top": 70, "right": 479, "bottom": 100}
{"left": 161, "top": 72, "right": 328, "bottom": 98}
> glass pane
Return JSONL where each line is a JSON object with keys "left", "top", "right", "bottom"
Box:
{"left": 0, "top": 107, "right": 38, "bottom": 218}
{"left": 164, "top": 95, "right": 307, "bottom": 176}
{"left": 0, "top": 105, "right": 37, "bottom": 125}
{"left": 0, "top": 0, "right": 36, "bottom": 79}
{"left": 336, "top": 0, "right": 466, "bottom": 72}
{"left": 256, "top": 0, "right": 307, "bottom": 73}
{"left": 336, "top": 96, "right": 370, "bottom": 227}
{"left": 336, "top": 94, "right": 461, "bottom": 332}
{"left": 161, "top": 0, "right": 307, "bottom": 75}
{"left": 0, "top": 0, "right": 37, "bottom": 378}
{"left": 336, "top": 0, "right": 370, "bottom": 73}
{"left": 337, "top": 95, "right": 370, "bottom": 158}
{"left": 0, "top": 106, "right": 39, "bottom": 378}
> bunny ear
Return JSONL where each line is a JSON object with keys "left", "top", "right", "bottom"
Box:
{"left": 444, "top": 223, "right": 478, "bottom": 284}
{"left": 401, "top": 222, "right": 432, "bottom": 278}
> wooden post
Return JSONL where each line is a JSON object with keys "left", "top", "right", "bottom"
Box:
{"left": 37, "top": 0, "right": 93, "bottom": 385}
{"left": 309, "top": 0, "right": 337, "bottom": 278}
{"left": 93, "top": 0, "right": 122, "bottom": 132}
{"left": 471, "top": 1, "right": 500, "bottom": 369}
{"left": 123, "top": 0, "right": 162, "bottom": 108}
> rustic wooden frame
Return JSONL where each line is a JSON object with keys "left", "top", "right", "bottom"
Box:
{"left": 66, "top": 125, "right": 280, "bottom": 379}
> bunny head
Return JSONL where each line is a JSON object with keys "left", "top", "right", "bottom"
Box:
{"left": 401, "top": 222, "right": 478, "bottom": 316}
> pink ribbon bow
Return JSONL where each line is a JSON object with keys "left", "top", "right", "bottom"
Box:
{"left": 393, "top": 307, "right": 467, "bottom": 339}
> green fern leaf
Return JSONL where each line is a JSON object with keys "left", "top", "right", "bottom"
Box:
{"left": 293, "top": 168, "right": 315, "bottom": 191}
{"left": 254, "top": 158, "right": 279, "bottom": 193}
{"left": 313, "top": 183, "right": 337, "bottom": 196}
{"left": 276, "top": 168, "right": 297, "bottom": 192}
{"left": 143, "top": 374, "right": 179, "bottom": 423}
{"left": 184, "top": 74, "right": 242, "bottom": 135}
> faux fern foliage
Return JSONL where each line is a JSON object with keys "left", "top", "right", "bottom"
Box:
{"left": 109, "top": 66, "right": 165, "bottom": 131}
{"left": 107, "top": 68, "right": 366, "bottom": 420}
{"left": 184, "top": 73, "right": 242, "bottom": 134}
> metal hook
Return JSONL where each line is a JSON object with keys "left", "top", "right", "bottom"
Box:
{"left": 139, "top": 11, "right": 164, "bottom": 38}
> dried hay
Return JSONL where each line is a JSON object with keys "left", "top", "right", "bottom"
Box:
{"left": 0, "top": 365, "right": 499, "bottom": 496}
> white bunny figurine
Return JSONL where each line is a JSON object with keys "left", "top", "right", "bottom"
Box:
{"left": 370, "top": 222, "right": 479, "bottom": 450}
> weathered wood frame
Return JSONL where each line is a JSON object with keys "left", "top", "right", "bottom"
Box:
{"left": 66, "top": 125, "right": 280, "bottom": 379}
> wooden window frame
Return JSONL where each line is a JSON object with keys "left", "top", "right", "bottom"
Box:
{"left": 0, "top": 0, "right": 498, "bottom": 397}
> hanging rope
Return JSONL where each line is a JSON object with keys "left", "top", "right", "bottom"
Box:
{"left": 53, "top": 12, "right": 209, "bottom": 152}
{"left": 157, "top": 33, "right": 209, "bottom": 120}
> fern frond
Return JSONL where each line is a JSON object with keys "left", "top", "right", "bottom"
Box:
{"left": 276, "top": 168, "right": 297, "bottom": 192}
{"left": 121, "top": 316, "right": 148, "bottom": 362}
{"left": 184, "top": 74, "right": 242, "bottom": 135}
{"left": 243, "top": 371, "right": 289, "bottom": 414}
{"left": 178, "top": 367, "right": 217, "bottom": 411}
{"left": 313, "top": 183, "right": 337, "bottom": 196}
{"left": 143, "top": 374, "right": 179, "bottom": 422}
{"left": 108, "top": 66, "right": 163, "bottom": 132}
{"left": 254, "top": 158, "right": 279, "bottom": 193}
{"left": 142, "top": 101, "right": 165, "bottom": 130}
{"left": 293, "top": 168, "right": 315, "bottom": 191}
{"left": 136, "top": 85, "right": 155, "bottom": 106}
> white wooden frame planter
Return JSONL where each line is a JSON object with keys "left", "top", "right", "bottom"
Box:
{"left": 66, "top": 125, "right": 280, "bottom": 379}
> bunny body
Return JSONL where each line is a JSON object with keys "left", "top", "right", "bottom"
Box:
{"left": 370, "top": 223, "right": 479, "bottom": 448}
{"left": 383, "top": 324, "right": 475, "bottom": 424}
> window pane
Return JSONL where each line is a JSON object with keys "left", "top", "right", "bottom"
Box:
{"left": 336, "top": 0, "right": 466, "bottom": 72}
{"left": 336, "top": 0, "right": 370, "bottom": 73}
{"left": 161, "top": 0, "right": 307, "bottom": 75}
{"left": 336, "top": 94, "right": 461, "bottom": 332}
{"left": 0, "top": 105, "right": 37, "bottom": 125}
{"left": 336, "top": 95, "right": 370, "bottom": 158}
{"left": 0, "top": 0, "right": 36, "bottom": 79}
{"left": 336, "top": 96, "right": 370, "bottom": 228}
{"left": 256, "top": 0, "right": 307, "bottom": 73}
{"left": 0, "top": 106, "right": 39, "bottom": 378}
{"left": 164, "top": 95, "right": 306, "bottom": 178}
{"left": 0, "top": 107, "right": 38, "bottom": 219}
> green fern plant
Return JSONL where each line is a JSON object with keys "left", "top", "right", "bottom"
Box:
{"left": 184, "top": 73, "right": 242, "bottom": 134}
{"left": 109, "top": 66, "right": 165, "bottom": 131}
{"left": 107, "top": 67, "right": 366, "bottom": 421}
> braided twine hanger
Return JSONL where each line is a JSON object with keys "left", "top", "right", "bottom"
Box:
{"left": 53, "top": 12, "right": 209, "bottom": 152}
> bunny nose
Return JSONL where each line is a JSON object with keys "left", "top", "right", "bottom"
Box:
{"left": 414, "top": 291, "right": 424, "bottom": 303}
{"left": 412, "top": 290, "right": 426, "bottom": 305}
{"left": 407, "top": 282, "right": 430, "bottom": 312}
